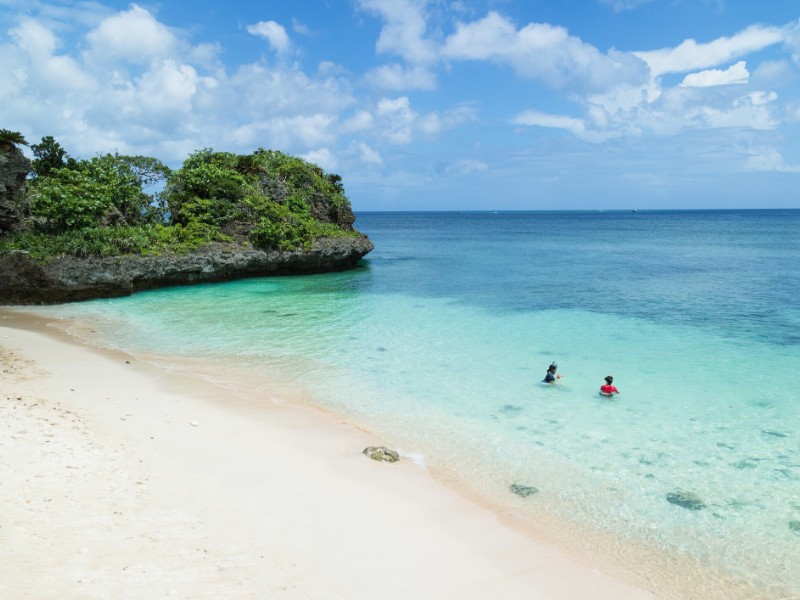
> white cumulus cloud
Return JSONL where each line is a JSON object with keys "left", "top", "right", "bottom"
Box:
{"left": 375, "top": 96, "right": 416, "bottom": 144}
{"left": 349, "top": 96, "right": 472, "bottom": 146}
{"left": 134, "top": 60, "right": 210, "bottom": 118}
{"left": 680, "top": 61, "right": 749, "bottom": 87}
{"left": 356, "top": 0, "right": 437, "bottom": 64}
{"left": 302, "top": 147, "right": 336, "bottom": 171}
{"left": 0, "top": 5, "right": 366, "bottom": 165}
{"left": 247, "top": 20, "right": 291, "bottom": 54}
{"left": 341, "top": 111, "right": 375, "bottom": 133}
{"left": 231, "top": 113, "right": 337, "bottom": 150}
{"left": 10, "top": 18, "right": 95, "bottom": 92}
{"left": 441, "top": 11, "right": 647, "bottom": 92}
{"left": 350, "top": 141, "right": 383, "bottom": 164}
{"left": 84, "top": 4, "right": 180, "bottom": 65}
{"left": 635, "top": 25, "right": 784, "bottom": 78}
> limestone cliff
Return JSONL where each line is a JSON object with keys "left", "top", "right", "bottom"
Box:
{"left": 0, "top": 235, "right": 373, "bottom": 304}
{"left": 0, "top": 150, "right": 31, "bottom": 234}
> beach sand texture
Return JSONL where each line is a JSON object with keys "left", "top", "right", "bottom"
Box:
{"left": 0, "top": 316, "right": 654, "bottom": 599}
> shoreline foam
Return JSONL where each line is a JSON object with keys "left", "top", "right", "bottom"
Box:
{"left": 0, "top": 310, "right": 655, "bottom": 599}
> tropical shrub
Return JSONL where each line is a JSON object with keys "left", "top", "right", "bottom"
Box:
{"left": 248, "top": 195, "right": 313, "bottom": 250}
{"left": 28, "top": 167, "right": 115, "bottom": 233}
{"left": 165, "top": 150, "right": 252, "bottom": 226}
{"left": 0, "top": 222, "right": 229, "bottom": 261}
{"left": 1, "top": 133, "right": 357, "bottom": 260}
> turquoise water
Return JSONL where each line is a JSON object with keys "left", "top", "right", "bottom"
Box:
{"left": 28, "top": 210, "right": 800, "bottom": 598}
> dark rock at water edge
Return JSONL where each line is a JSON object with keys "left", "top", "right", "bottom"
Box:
{"left": 362, "top": 446, "right": 400, "bottom": 463}
{"left": 666, "top": 489, "right": 705, "bottom": 511}
{"left": 0, "top": 235, "right": 373, "bottom": 305}
{"left": 510, "top": 483, "right": 538, "bottom": 498}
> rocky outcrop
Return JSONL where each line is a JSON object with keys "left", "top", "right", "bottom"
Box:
{"left": 0, "top": 235, "right": 373, "bottom": 305}
{"left": 0, "top": 150, "right": 31, "bottom": 234}
{"left": 308, "top": 193, "right": 356, "bottom": 230}
{"left": 0, "top": 145, "right": 373, "bottom": 304}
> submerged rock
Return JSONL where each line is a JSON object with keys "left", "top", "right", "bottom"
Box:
{"left": 666, "top": 490, "right": 705, "bottom": 511}
{"left": 731, "top": 459, "right": 758, "bottom": 470}
{"left": 509, "top": 483, "right": 538, "bottom": 498}
{"left": 789, "top": 520, "right": 800, "bottom": 534}
{"left": 762, "top": 430, "right": 789, "bottom": 438}
{"left": 362, "top": 446, "right": 400, "bottom": 463}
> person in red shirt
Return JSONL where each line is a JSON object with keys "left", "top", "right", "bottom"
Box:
{"left": 600, "top": 375, "right": 620, "bottom": 396}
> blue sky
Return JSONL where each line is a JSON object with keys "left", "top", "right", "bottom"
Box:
{"left": 1, "top": 1, "right": 799, "bottom": 210}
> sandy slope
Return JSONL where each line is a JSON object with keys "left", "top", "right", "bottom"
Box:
{"left": 0, "top": 316, "right": 654, "bottom": 599}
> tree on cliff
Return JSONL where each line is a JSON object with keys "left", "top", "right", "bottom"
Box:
{"left": 31, "top": 136, "right": 77, "bottom": 178}
{"left": 0, "top": 129, "right": 28, "bottom": 153}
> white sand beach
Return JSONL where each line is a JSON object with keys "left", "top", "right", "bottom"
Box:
{"left": 0, "top": 313, "right": 655, "bottom": 599}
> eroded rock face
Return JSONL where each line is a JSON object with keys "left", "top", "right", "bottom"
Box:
{"left": 308, "top": 193, "right": 356, "bottom": 230}
{"left": 0, "top": 150, "right": 32, "bottom": 234}
{"left": 0, "top": 235, "right": 374, "bottom": 305}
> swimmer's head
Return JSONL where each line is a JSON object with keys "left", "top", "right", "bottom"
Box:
{"left": 549, "top": 363, "right": 558, "bottom": 371}
{"left": 605, "top": 375, "right": 613, "bottom": 384}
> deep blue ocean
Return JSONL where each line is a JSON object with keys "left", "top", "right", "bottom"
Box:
{"left": 28, "top": 210, "right": 800, "bottom": 599}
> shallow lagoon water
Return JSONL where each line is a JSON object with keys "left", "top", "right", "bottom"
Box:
{"left": 30, "top": 210, "right": 800, "bottom": 598}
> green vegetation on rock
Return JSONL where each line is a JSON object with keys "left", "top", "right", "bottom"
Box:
{"left": 0, "top": 129, "right": 29, "bottom": 151}
{"left": 0, "top": 134, "right": 361, "bottom": 263}
{"left": 166, "top": 148, "right": 356, "bottom": 251}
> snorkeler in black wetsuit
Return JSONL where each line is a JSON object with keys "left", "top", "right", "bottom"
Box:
{"left": 543, "top": 362, "right": 561, "bottom": 383}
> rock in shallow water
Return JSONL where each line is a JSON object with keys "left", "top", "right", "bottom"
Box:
{"left": 789, "top": 520, "right": 800, "bottom": 534}
{"left": 666, "top": 489, "right": 705, "bottom": 510}
{"left": 509, "top": 483, "right": 538, "bottom": 498}
{"left": 762, "top": 430, "right": 788, "bottom": 438}
{"left": 362, "top": 446, "right": 400, "bottom": 462}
